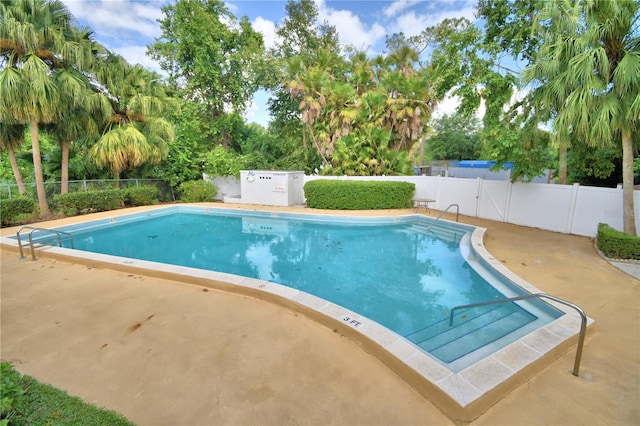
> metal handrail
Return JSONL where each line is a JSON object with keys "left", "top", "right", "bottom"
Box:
{"left": 426, "top": 203, "right": 459, "bottom": 232}
{"left": 17, "top": 226, "right": 75, "bottom": 260}
{"left": 449, "top": 292, "right": 587, "bottom": 376}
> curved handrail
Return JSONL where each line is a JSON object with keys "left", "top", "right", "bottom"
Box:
{"left": 449, "top": 292, "right": 587, "bottom": 376}
{"left": 426, "top": 203, "right": 459, "bottom": 232}
{"left": 17, "top": 226, "right": 75, "bottom": 260}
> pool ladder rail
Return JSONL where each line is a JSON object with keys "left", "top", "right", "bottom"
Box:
{"left": 449, "top": 293, "right": 587, "bottom": 377}
{"left": 426, "top": 203, "right": 459, "bottom": 232}
{"left": 16, "top": 226, "right": 75, "bottom": 260}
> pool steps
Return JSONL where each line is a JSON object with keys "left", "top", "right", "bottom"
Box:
{"left": 407, "top": 305, "right": 536, "bottom": 363}
{"left": 406, "top": 223, "right": 465, "bottom": 243}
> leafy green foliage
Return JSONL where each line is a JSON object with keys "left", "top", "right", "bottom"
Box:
{"left": 522, "top": 0, "right": 639, "bottom": 234}
{"left": 426, "top": 113, "right": 482, "bottom": 161}
{"left": 568, "top": 143, "right": 620, "bottom": 186}
{"left": 150, "top": 0, "right": 263, "bottom": 114}
{"left": 0, "top": 196, "right": 36, "bottom": 226}
{"left": 178, "top": 180, "right": 218, "bottom": 203}
{"left": 597, "top": 223, "right": 640, "bottom": 260}
{"left": 0, "top": 362, "right": 133, "bottom": 426}
{"left": 477, "top": 0, "right": 544, "bottom": 63}
{"left": 482, "top": 126, "right": 554, "bottom": 182}
{"left": 53, "top": 190, "right": 125, "bottom": 215}
{"left": 0, "top": 0, "right": 101, "bottom": 218}
{"left": 304, "top": 180, "right": 414, "bottom": 210}
{"left": 149, "top": 0, "right": 264, "bottom": 149}
{"left": 1, "top": 362, "right": 25, "bottom": 423}
{"left": 124, "top": 186, "right": 159, "bottom": 207}
{"left": 202, "top": 145, "right": 246, "bottom": 177}
{"left": 152, "top": 99, "right": 208, "bottom": 187}
{"left": 285, "top": 44, "right": 437, "bottom": 175}
{"left": 265, "top": 0, "right": 342, "bottom": 168}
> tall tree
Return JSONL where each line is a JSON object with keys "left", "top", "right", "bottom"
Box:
{"left": 148, "top": 0, "right": 264, "bottom": 148}
{"left": 267, "top": 0, "right": 341, "bottom": 170}
{"left": 426, "top": 113, "right": 482, "bottom": 161}
{"left": 285, "top": 44, "right": 438, "bottom": 176}
{"left": 0, "top": 0, "right": 94, "bottom": 217}
{"left": 89, "top": 53, "right": 175, "bottom": 184}
{"left": 523, "top": 0, "right": 640, "bottom": 235}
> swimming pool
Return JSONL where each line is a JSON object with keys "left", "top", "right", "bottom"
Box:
{"left": 4, "top": 205, "right": 587, "bottom": 421}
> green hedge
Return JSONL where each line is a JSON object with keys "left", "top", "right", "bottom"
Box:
{"left": 597, "top": 223, "right": 640, "bottom": 260}
{"left": 53, "top": 190, "right": 126, "bottom": 215}
{"left": 304, "top": 179, "right": 415, "bottom": 210}
{"left": 124, "top": 186, "right": 159, "bottom": 207}
{"left": 0, "top": 196, "right": 36, "bottom": 226}
{"left": 178, "top": 180, "right": 218, "bottom": 203}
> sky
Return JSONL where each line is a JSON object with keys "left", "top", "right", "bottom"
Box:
{"left": 61, "top": 0, "right": 480, "bottom": 126}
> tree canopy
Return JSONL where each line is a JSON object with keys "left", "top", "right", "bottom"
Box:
{"left": 148, "top": 0, "right": 264, "bottom": 148}
{"left": 521, "top": 0, "right": 639, "bottom": 234}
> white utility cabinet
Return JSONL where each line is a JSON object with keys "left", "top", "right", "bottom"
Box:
{"left": 238, "top": 170, "right": 305, "bottom": 206}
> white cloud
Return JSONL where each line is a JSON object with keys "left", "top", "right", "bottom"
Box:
{"left": 383, "top": 0, "right": 423, "bottom": 18}
{"left": 316, "top": 1, "right": 386, "bottom": 52}
{"left": 252, "top": 17, "right": 279, "bottom": 51}
{"left": 432, "top": 84, "right": 530, "bottom": 124}
{"left": 243, "top": 89, "right": 271, "bottom": 127}
{"left": 432, "top": 90, "right": 486, "bottom": 122}
{"left": 224, "top": 1, "right": 239, "bottom": 14}
{"left": 389, "top": 11, "right": 430, "bottom": 38}
{"left": 64, "top": 0, "right": 163, "bottom": 40}
{"left": 432, "top": 95, "right": 461, "bottom": 119}
{"left": 388, "top": 5, "right": 477, "bottom": 38}
{"left": 111, "top": 45, "right": 162, "bottom": 73}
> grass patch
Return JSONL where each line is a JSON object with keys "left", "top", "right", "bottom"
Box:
{"left": 1, "top": 362, "right": 134, "bottom": 426}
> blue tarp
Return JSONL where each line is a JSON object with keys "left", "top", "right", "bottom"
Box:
{"left": 458, "top": 160, "right": 514, "bottom": 171}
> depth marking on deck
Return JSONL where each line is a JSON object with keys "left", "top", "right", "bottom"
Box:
{"left": 342, "top": 315, "right": 363, "bottom": 328}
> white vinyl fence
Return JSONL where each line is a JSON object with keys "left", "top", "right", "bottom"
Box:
{"left": 206, "top": 173, "right": 637, "bottom": 237}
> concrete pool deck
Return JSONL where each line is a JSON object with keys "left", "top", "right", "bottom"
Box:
{"left": 1, "top": 203, "right": 638, "bottom": 425}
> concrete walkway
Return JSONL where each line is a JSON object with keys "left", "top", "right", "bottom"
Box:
{"left": 1, "top": 205, "right": 638, "bottom": 425}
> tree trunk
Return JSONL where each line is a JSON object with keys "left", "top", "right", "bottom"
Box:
{"left": 6, "top": 144, "right": 27, "bottom": 195}
{"left": 622, "top": 129, "right": 636, "bottom": 236}
{"left": 302, "top": 125, "right": 308, "bottom": 151}
{"left": 60, "top": 141, "right": 70, "bottom": 194}
{"left": 30, "top": 118, "right": 51, "bottom": 218}
{"left": 558, "top": 144, "right": 567, "bottom": 184}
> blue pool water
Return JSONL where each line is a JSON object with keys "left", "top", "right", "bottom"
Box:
{"left": 48, "top": 209, "right": 560, "bottom": 366}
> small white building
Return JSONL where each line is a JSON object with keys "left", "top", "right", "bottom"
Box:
{"left": 222, "top": 170, "right": 305, "bottom": 206}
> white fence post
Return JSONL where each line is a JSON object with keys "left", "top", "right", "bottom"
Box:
{"left": 503, "top": 181, "right": 512, "bottom": 223}
{"left": 565, "top": 183, "right": 580, "bottom": 233}
{"left": 474, "top": 177, "right": 482, "bottom": 217}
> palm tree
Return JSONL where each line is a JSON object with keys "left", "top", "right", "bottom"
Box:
{"left": 0, "top": 0, "right": 94, "bottom": 217}
{"left": 45, "top": 95, "right": 108, "bottom": 193}
{"left": 49, "top": 29, "right": 110, "bottom": 194}
{"left": 0, "top": 122, "right": 28, "bottom": 194}
{"left": 524, "top": 0, "right": 640, "bottom": 235}
{"left": 89, "top": 53, "right": 175, "bottom": 184}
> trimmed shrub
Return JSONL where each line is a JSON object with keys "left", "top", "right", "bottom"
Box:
{"left": 0, "top": 196, "right": 36, "bottom": 226}
{"left": 53, "top": 190, "right": 125, "bottom": 215}
{"left": 178, "top": 180, "right": 218, "bottom": 203}
{"left": 304, "top": 180, "right": 415, "bottom": 210}
{"left": 597, "top": 223, "right": 640, "bottom": 260}
{"left": 124, "top": 186, "right": 159, "bottom": 207}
